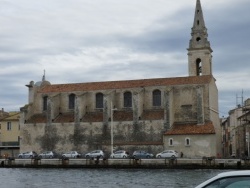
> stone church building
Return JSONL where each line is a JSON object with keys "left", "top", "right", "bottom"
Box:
{"left": 20, "top": 0, "right": 221, "bottom": 158}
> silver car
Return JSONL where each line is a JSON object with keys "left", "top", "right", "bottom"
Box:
{"left": 156, "top": 150, "right": 179, "bottom": 158}
{"left": 62, "top": 151, "right": 81, "bottom": 158}
{"left": 110, "top": 150, "right": 129, "bottom": 158}
{"left": 38, "top": 151, "right": 58, "bottom": 159}
{"left": 85, "top": 150, "right": 104, "bottom": 159}
{"left": 18, "top": 151, "right": 38, "bottom": 159}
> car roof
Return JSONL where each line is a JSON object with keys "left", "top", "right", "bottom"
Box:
{"left": 195, "top": 170, "right": 250, "bottom": 188}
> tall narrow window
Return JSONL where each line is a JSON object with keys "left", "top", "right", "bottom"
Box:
{"left": 7, "top": 122, "right": 11, "bottom": 131}
{"left": 196, "top": 58, "right": 202, "bottom": 76}
{"left": 185, "top": 138, "right": 190, "bottom": 146}
{"left": 153, "top": 89, "right": 161, "bottom": 106}
{"left": 169, "top": 138, "right": 173, "bottom": 146}
{"left": 69, "top": 94, "right": 76, "bottom": 109}
{"left": 43, "top": 96, "right": 48, "bottom": 111}
{"left": 124, "top": 91, "right": 132, "bottom": 108}
{"left": 96, "top": 93, "right": 103, "bottom": 108}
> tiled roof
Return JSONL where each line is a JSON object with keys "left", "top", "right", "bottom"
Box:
{"left": 53, "top": 113, "right": 74, "bottom": 123}
{"left": 26, "top": 114, "right": 47, "bottom": 123}
{"left": 141, "top": 109, "right": 164, "bottom": 120}
{"left": 164, "top": 121, "right": 215, "bottom": 135}
{"left": 39, "top": 75, "right": 213, "bottom": 93}
{"left": 114, "top": 110, "right": 133, "bottom": 121}
{"left": 82, "top": 112, "right": 103, "bottom": 122}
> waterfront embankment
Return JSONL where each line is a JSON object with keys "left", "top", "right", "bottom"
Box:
{"left": 1, "top": 157, "right": 250, "bottom": 169}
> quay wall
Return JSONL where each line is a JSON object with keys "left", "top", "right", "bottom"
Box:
{"left": 1, "top": 158, "right": 250, "bottom": 169}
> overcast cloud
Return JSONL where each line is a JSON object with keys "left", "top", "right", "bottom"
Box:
{"left": 0, "top": 0, "right": 250, "bottom": 117}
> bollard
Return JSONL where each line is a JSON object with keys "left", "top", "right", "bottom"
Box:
{"left": 62, "top": 157, "right": 69, "bottom": 166}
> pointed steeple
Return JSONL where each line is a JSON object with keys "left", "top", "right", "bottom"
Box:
{"left": 188, "top": 0, "right": 212, "bottom": 51}
{"left": 187, "top": 0, "right": 213, "bottom": 76}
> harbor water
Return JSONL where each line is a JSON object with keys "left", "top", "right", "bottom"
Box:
{"left": 0, "top": 168, "right": 230, "bottom": 188}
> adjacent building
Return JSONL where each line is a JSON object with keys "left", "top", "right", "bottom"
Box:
{"left": 20, "top": 0, "right": 221, "bottom": 158}
{"left": 0, "top": 111, "right": 20, "bottom": 158}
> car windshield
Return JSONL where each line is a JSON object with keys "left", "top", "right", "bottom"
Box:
{"left": 204, "top": 176, "right": 250, "bottom": 188}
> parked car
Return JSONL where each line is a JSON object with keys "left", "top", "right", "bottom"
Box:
{"left": 110, "top": 150, "right": 129, "bottom": 158}
{"left": 132, "top": 150, "right": 154, "bottom": 159}
{"left": 195, "top": 170, "right": 250, "bottom": 188}
{"left": 18, "top": 151, "right": 38, "bottom": 159}
{"left": 85, "top": 150, "right": 104, "bottom": 159}
{"left": 156, "top": 150, "right": 178, "bottom": 158}
{"left": 62, "top": 151, "right": 81, "bottom": 158}
{"left": 38, "top": 151, "right": 58, "bottom": 159}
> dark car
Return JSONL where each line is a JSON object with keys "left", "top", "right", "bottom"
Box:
{"left": 132, "top": 150, "right": 154, "bottom": 159}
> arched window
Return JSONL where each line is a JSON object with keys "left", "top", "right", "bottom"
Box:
{"left": 124, "top": 91, "right": 132, "bottom": 108}
{"left": 69, "top": 94, "right": 76, "bottom": 109}
{"left": 43, "top": 96, "right": 48, "bottom": 111}
{"left": 169, "top": 138, "right": 173, "bottom": 146}
{"left": 153, "top": 89, "right": 161, "bottom": 106}
{"left": 185, "top": 138, "right": 190, "bottom": 146}
{"left": 196, "top": 58, "right": 202, "bottom": 76}
{"left": 96, "top": 93, "right": 103, "bottom": 109}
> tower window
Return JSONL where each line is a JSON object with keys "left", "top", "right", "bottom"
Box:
{"left": 43, "top": 96, "right": 48, "bottom": 111}
{"left": 124, "top": 91, "right": 132, "bottom": 108}
{"left": 197, "top": 10, "right": 200, "bottom": 14}
{"left": 196, "top": 37, "right": 201, "bottom": 42}
{"left": 69, "top": 93, "right": 76, "bottom": 109}
{"left": 96, "top": 93, "right": 103, "bottom": 109}
{"left": 196, "top": 58, "right": 202, "bottom": 76}
{"left": 153, "top": 89, "right": 161, "bottom": 106}
{"left": 197, "top": 20, "right": 200, "bottom": 25}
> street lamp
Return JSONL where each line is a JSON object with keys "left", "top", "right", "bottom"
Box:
{"left": 111, "top": 101, "right": 117, "bottom": 155}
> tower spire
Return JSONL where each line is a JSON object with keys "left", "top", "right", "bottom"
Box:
{"left": 187, "top": 0, "right": 213, "bottom": 76}
{"left": 189, "top": 0, "right": 211, "bottom": 51}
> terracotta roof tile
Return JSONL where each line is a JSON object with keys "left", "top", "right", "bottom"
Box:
{"left": 26, "top": 114, "right": 47, "bottom": 123}
{"left": 164, "top": 121, "right": 215, "bottom": 135}
{"left": 114, "top": 110, "right": 133, "bottom": 121}
{"left": 141, "top": 109, "right": 164, "bottom": 120}
{"left": 54, "top": 113, "right": 74, "bottom": 123}
{"left": 82, "top": 112, "right": 103, "bottom": 122}
{"left": 39, "top": 75, "right": 213, "bottom": 93}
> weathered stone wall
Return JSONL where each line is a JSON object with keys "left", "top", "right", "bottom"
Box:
{"left": 20, "top": 120, "right": 165, "bottom": 155}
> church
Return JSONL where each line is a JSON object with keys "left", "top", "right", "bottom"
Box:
{"left": 20, "top": 0, "right": 221, "bottom": 158}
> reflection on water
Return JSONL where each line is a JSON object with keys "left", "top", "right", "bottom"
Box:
{"left": 0, "top": 168, "right": 229, "bottom": 188}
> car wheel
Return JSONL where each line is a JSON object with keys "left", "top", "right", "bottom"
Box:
{"left": 49, "top": 155, "right": 53, "bottom": 159}
{"left": 100, "top": 155, "right": 103, "bottom": 159}
{"left": 146, "top": 155, "right": 150, "bottom": 158}
{"left": 123, "top": 156, "right": 126, "bottom": 158}
{"left": 86, "top": 155, "right": 90, "bottom": 159}
{"left": 18, "top": 155, "right": 22, "bottom": 159}
{"left": 157, "top": 155, "right": 161, "bottom": 158}
{"left": 29, "top": 155, "right": 33, "bottom": 158}
{"left": 171, "top": 155, "right": 176, "bottom": 158}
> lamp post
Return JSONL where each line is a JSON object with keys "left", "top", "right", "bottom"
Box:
{"left": 111, "top": 101, "right": 117, "bottom": 155}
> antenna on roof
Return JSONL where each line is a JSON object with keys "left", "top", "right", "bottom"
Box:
{"left": 42, "top": 70, "right": 46, "bottom": 81}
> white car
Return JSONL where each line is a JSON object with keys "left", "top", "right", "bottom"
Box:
{"left": 85, "top": 150, "right": 104, "bottom": 159}
{"left": 38, "top": 151, "right": 57, "bottom": 159}
{"left": 110, "top": 150, "right": 129, "bottom": 158}
{"left": 195, "top": 170, "right": 250, "bottom": 188}
{"left": 156, "top": 150, "right": 178, "bottom": 158}
{"left": 18, "top": 151, "right": 38, "bottom": 159}
{"left": 62, "top": 151, "right": 81, "bottom": 158}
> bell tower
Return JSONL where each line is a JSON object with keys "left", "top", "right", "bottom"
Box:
{"left": 188, "top": 0, "right": 213, "bottom": 76}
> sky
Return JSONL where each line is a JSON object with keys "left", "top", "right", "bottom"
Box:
{"left": 0, "top": 0, "right": 250, "bottom": 117}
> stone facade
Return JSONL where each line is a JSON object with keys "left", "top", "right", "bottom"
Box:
{"left": 19, "top": 0, "right": 221, "bottom": 157}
